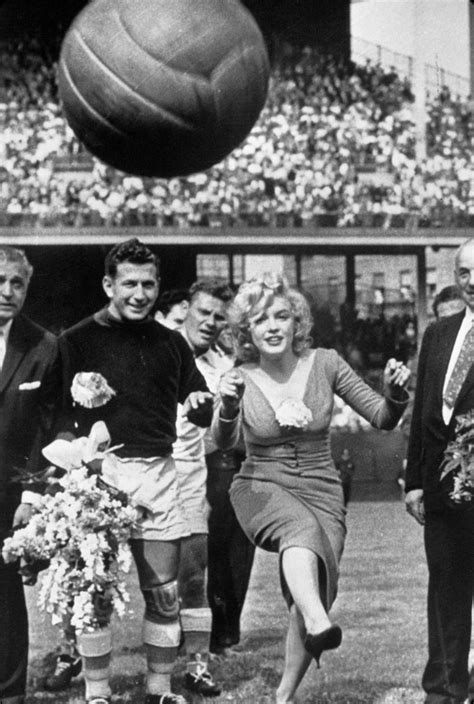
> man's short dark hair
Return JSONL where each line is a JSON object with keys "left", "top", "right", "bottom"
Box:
{"left": 432, "top": 285, "right": 462, "bottom": 316}
{"left": 156, "top": 288, "right": 190, "bottom": 315}
{"left": 189, "top": 280, "right": 234, "bottom": 305}
{"left": 104, "top": 238, "right": 159, "bottom": 278}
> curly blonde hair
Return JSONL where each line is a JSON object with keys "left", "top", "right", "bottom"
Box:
{"left": 229, "top": 272, "right": 313, "bottom": 363}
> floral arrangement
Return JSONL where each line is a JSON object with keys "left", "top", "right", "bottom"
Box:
{"left": 2, "top": 422, "right": 137, "bottom": 633}
{"left": 275, "top": 398, "right": 313, "bottom": 430}
{"left": 71, "top": 372, "right": 116, "bottom": 409}
{"left": 439, "top": 409, "right": 474, "bottom": 508}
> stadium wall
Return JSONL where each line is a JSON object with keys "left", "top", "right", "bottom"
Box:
{"left": 3, "top": 225, "right": 468, "bottom": 334}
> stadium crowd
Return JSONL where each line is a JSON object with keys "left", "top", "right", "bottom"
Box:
{"left": 0, "top": 35, "right": 473, "bottom": 228}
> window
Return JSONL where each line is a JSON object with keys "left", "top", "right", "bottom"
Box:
{"left": 196, "top": 254, "right": 229, "bottom": 282}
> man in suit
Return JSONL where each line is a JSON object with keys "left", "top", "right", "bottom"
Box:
{"left": 406, "top": 238, "right": 474, "bottom": 704}
{"left": 0, "top": 245, "right": 60, "bottom": 704}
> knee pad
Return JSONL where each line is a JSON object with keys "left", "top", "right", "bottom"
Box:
{"left": 142, "top": 579, "right": 179, "bottom": 623}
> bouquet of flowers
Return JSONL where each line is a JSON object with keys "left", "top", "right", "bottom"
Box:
{"left": 2, "top": 422, "right": 137, "bottom": 633}
{"left": 275, "top": 398, "right": 313, "bottom": 431}
{"left": 439, "top": 409, "right": 474, "bottom": 510}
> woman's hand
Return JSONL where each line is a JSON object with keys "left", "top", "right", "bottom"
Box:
{"left": 219, "top": 369, "right": 245, "bottom": 419}
{"left": 383, "top": 358, "right": 411, "bottom": 399}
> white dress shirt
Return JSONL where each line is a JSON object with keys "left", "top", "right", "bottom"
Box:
{"left": 442, "top": 307, "right": 474, "bottom": 425}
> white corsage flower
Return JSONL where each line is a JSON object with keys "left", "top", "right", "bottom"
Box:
{"left": 71, "top": 372, "right": 116, "bottom": 409}
{"left": 275, "top": 398, "right": 313, "bottom": 430}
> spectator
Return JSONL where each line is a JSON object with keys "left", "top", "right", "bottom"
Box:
{"left": 432, "top": 284, "right": 465, "bottom": 320}
{"left": 335, "top": 448, "right": 356, "bottom": 506}
{"left": 155, "top": 289, "right": 190, "bottom": 331}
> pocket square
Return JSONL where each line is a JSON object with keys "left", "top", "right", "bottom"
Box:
{"left": 19, "top": 381, "right": 41, "bottom": 390}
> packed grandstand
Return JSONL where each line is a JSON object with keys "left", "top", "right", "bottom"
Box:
{"left": 0, "top": 33, "right": 472, "bottom": 228}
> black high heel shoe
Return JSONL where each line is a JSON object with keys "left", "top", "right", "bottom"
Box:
{"left": 304, "top": 624, "right": 342, "bottom": 668}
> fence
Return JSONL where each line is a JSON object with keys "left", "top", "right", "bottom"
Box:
{"left": 351, "top": 35, "right": 470, "bottom": 99}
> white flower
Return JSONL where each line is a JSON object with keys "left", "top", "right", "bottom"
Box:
{"left": 275, "top": 398, "right": 312, "bottom": 430}
{"left": 3, "top": 423, "right": 135, "bottom": 634}
{"left": 71, "top": 372, "right": 116, "bottom": 409}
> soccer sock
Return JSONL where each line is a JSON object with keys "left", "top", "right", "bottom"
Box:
{"left": 180, "top": 606, "right": 212, "bottom": 672}
{"left": 76, "top": 628, "right": 112, "bottom": 700}
{"left": 143, "top": 618, "right": 180, "bottom": 695}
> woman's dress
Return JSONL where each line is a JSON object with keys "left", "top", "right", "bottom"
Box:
{"left": 213, "top": 348, "right": 408, "bottom": 609}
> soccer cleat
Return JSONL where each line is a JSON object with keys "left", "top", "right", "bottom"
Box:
{"left": 144, "top": 694, "right": 188, "bottom": 704}
{"left": 44, "top": 653, "right": 82, "bottom": 691}
{"left": 184, "top": 668, "right": 221, "bottom": 697}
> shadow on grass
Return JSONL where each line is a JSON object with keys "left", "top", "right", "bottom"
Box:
{"left": 240, "top": 626, "right": 283, "bottom": 652}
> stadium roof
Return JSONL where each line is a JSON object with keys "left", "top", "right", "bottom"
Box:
{"left": 0, "top": 227, "right": 468, "bottom": 251}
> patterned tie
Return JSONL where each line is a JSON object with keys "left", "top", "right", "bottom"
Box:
{"left": 444, "top": 321, "right": 474, "bottom": 408}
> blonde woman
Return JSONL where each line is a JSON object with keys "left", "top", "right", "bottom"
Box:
{"left": 212, "top": 273, "right": 411, "bottom": 704}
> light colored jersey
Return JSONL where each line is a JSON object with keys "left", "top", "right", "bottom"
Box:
{"left": 173, "top": 345, "right": 232, "bottom": 461}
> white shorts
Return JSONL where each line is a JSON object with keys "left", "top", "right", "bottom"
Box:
{"left": 174, "top": 458, "right": 209, "bottom": 535}
{"left": 101, "top": 454, "right": 190, "bottom": 541}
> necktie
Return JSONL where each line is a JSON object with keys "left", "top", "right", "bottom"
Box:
{"left": 444, "top": 322, "right": 474, "bottom": 408}
{"left": 0, "top": 327, "right": 5, "bottom": 372}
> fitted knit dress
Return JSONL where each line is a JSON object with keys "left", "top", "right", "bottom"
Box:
{"left": 213, "top": 348, "right": 408, "bottom": 610}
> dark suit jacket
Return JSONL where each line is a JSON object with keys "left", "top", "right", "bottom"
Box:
{"left": 0, "top": 314, "right": 61, "bottom": 504}
{"left": 405, "top": 310, "right": 474, "bottom": 509}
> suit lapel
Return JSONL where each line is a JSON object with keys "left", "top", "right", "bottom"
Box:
{"left": 0, "top": 316, "right": 30, "bottom": 393}
{"left": 436, "top": 313, "right": 463, "bottom": 384}
{"left": 426, "top": 312, "right": 464, "bottom": 422}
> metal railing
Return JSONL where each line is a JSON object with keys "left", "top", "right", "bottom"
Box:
{"left": 351, "top": 35, "right": 470, "bottom": 98}
{"left": 425, "top": 63, "right": 470, "bottom": 99}
{"left": 351, "top": 36, "right": 413, "bottom": 80}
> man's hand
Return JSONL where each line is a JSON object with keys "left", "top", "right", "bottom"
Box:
{"left": 219, "top": 370, "right": 245, "bottom": 419}
{"left": 183, "top": 391, "right": 214, "bottom": 427}
{"left": 12, "top": 503, "right": 33, "bottom": 529}
{"left": 405, "top": 489, "right": 425, "bottom": 525}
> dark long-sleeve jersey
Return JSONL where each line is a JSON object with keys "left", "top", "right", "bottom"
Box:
{"left": 59, "top": 309, "right": 209, "bottom": 458}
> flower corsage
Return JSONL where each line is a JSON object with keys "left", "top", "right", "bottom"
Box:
{"left": 275, "top": 398, "right": 313, "bottom": 431}
{"left": 439, "top": 409, "right": 474, "bottom": 511}
{"left": 71, "top": 372, "right": 116, "bottom": 409}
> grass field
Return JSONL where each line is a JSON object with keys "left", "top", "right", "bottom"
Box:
{"left": 25, "top": 500, "right": 440, "bottom": 703}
